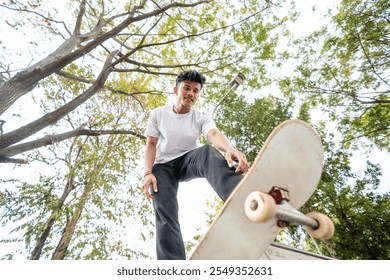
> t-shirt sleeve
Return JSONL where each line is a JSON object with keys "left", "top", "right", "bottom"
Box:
{"left": 200, "top": 113, "right": 217, "bottom": 139}
{"left": 145, "top": 109, "right": 160, "bottom": 138}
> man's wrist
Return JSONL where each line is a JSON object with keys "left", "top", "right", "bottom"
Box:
{"left": 226, "top": 147, "right": 238, "bottom": 153}
{"left": 144, "top": 171, "right": 154, "bottom": 177}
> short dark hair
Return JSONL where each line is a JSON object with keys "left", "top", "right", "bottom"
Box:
{"left": 175, "top": 70, "right": 206, "bottom": 89}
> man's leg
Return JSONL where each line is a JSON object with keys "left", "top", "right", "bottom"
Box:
{"left": 180, "top": 145, "right": 243, "bottom": 201}
{"left": 152, "top": 162, "right": 186, "bottom": 260}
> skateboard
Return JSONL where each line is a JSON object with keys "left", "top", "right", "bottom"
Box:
{"left": 189, "top": 119, "right": 334, "bottom": 260}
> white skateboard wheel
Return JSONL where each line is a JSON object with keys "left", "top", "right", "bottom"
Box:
{"left": 244, "top": 191, "right": 276, "bottom": 222}
{"left": 305, "top": 211, "right": 335, "bottom": 240}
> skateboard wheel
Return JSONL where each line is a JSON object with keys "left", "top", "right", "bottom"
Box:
{"left": 304, "top": 211, "right": 335, "bottom": 240}
{"left": 244, "top": 191, "right": 276, "bottom": 222}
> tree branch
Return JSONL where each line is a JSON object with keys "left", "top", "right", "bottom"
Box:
{"left": 0, "top": 156, "right": 28, "bottom": 164}
{"left": 0, "top": 127, "right": 145, "bottom": 161}
{"left": 305, "top": 86, "right": 390, "bottom": 105}
{"left": 74, "top": 0, "right": 87, "bottom": 35}
{"left": 0, "top": 51, "right": 118, "bottom": 149}
{"left": 355, "top": 32, "right": 390, "bottom": 89}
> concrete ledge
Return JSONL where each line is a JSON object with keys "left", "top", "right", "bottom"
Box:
{"left": 260, "top": 242, "right": 333, "bottom": 260}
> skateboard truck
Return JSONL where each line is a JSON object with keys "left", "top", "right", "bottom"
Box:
{"left": 244, "top": 188, "right": 335, "bottom": 240}
{"left": 269, "top": 186, "right": 299, "bottom": 227}
{"left": 269, "top": 186, "right": 289, "bottom": 204}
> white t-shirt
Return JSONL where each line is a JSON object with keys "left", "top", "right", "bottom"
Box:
{"left": 145, "top": 105, "right": 216, "bottom": 164}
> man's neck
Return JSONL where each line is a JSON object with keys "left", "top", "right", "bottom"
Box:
{"left": 173, "top": 105, "right": 191, "bottom": 114}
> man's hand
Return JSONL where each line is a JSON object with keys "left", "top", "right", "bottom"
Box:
{"left": 143, "top": 173, "right": 158, "bottom": 200}
{"left": 225, "top": 148, "right": 249, "bottom": 173}
{"left": 207, "top": 128, "right": 249, "bottom": 173}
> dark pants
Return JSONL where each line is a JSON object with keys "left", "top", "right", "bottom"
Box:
{"left": 151, "top": 145, "right": 243, "bottom": 260}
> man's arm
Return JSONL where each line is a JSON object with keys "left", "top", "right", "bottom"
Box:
{"left": 207, "top": 128, "right": 249, "bottom": 173}
{"left": 143, "top": 136, "right": 158, "bottom": 199}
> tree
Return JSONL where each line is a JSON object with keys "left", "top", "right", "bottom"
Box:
{"left": 279, "top": 0, "right": 390, "bottom": 151}
{"left": 290, "top": 131, "right": 390, "bottom": 259}
{"left": 271, "top": 0, "right": 390, "bottom": 258}
{"left": 215, "top": 94, "right": 292, "bottom": 162}
{"left": 1, "top": 88, "right": 153, "bottom": 259}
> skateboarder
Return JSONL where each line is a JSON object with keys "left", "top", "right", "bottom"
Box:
{"left": 143, "top": 70, "right": 249, "bottom": 260}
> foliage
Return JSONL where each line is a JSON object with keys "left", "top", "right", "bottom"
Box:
{"left": 279, "top": 0, "right": 390, "bottom": 151}
{"left": 0, "top": 87, "right": 153, "bottom": 259}
{"left": 290, "top": 132, "right": 390, "bottom": 259}
{"left": 273, "top": 0, "right": 390, "bottom": 258}
{"left": 200, "top": 91, "right": 390, "bottom": 260}
{"left": 215, "top": 94, "right": 292, "bottom": 163}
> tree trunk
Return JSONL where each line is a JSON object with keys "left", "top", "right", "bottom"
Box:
{"left": 51, "top": 181, "right": 92, "bottom": 260}
{"left": 30, "top": 177, "right": 74, "bottom": 260}
{"left": 51, "top": 139, "right": 115, "bottom": 259}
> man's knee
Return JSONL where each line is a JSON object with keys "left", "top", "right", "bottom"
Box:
{"left": 202, "top": 144, "right": 224, "bottom": 161}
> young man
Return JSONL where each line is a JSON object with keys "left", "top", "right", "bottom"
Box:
{"left": 143, "top": 70, "right": 249, "bottom": 260}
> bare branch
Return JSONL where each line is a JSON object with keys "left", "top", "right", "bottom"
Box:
{"left": 55, "top": 69, "right": 157, "bottom": 108}
{"left": 0, "top": 127, "right": 145, "bottom": 159}
{"left": 0, "top": 156, "right": 28, "bottom": 164}
{"left": 74, "top": 0, "right": 87, "bottom": 35}
{"left": 0, "top": 3, "right": 72, "bottom": 36}
{"left": 0, "top": 51, "right": 118, "bottom": 149}
{"left": 0, "top": 3, "right": 68, "bottom": 25}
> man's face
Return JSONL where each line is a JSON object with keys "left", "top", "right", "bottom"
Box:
{"left": 174, "top": 80, "right": 201, "bottom": 109}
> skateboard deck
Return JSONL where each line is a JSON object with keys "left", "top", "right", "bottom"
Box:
{"left": 189, "top": 119, "right": 326, "bottom": 260}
